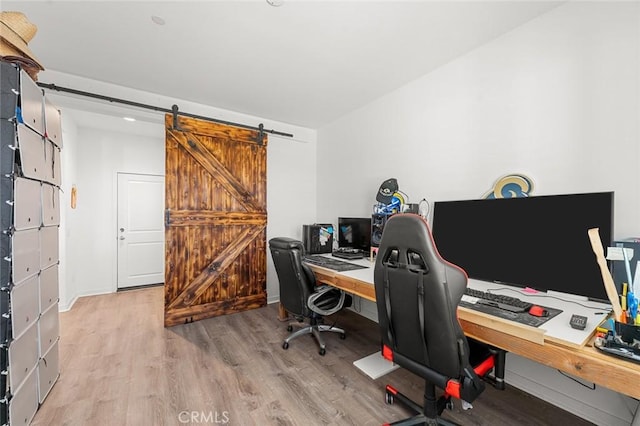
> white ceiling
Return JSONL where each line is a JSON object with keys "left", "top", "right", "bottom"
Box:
{"left": 5, "top": 1, "right": 562, "bottom": 129}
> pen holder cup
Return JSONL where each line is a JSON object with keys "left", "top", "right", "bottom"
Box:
{"left": 614, "top": 321, "right": 640, "bottom": 344}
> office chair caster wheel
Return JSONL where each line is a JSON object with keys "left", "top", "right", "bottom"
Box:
{"left": 385, "top": 393, "right": 394, "bottom": 405}
{"left": 287, "top": 325, "right": 293, "bottom": 332}
{"left": 319, "top": 348, "right": 326, "bottom": 356}
{"left": 340, "top": 332, "right": 346, "bottom": 340}
{"left": 282, "top": 342, "right": 289, "bottom": 350}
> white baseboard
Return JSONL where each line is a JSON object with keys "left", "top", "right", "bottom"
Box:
{"left": 58, "top": 295, "right": 78, "bottom": 312}
{"left": 59, "top": 288, "right": 114, "bottom": 312}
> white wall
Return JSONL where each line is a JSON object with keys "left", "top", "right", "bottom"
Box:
{"left": 266, "top": 134, "right": 317, "bottom": 302}
{"left": 316, "top": 2, "right": 639, "bottom": 425}
{"left": 45, "top": 72, "right": 318, "bottom": 309}
{"left": 318, "top": 1, "right": 639, "bottom": 235}
{"left": 58, "top": 112, "right": 78, "bottom": 310}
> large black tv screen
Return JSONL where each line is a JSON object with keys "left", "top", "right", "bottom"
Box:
{"left": 431, "top": 192, "right": 614, "bottom": 302}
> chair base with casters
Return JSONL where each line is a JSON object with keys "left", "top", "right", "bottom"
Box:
{"left": 381, "top": 342, "right": 505, "bottom": 426}
{"left": 282, "top": 315, "right": 346, "bottom": 356}
{"left": 384, "top": 383, "right": 456, "bottom": 426}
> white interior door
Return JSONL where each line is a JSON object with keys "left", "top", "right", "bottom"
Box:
{"left": 117, "top": 173, "right": 165, "bottom": 289}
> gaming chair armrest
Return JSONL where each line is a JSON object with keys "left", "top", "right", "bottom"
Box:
{"left": 383, "top": 344, "right": 495, "bottom": 403}
{"left": 445, "top": 354, "right": 495, "bottom": 402}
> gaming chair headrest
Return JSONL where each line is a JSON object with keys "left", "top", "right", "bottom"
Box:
{"left": 375, "top": 214, "right": 468, "bottom": 298}
{"left": 376, "top": 214, "right": 440, "bottom": 270}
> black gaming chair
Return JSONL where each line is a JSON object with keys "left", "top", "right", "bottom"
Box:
{"left": 269, "top": 237, "right": 352, "bottom": 356}
{"left": 374, "top": 214, "right": 504, "bottom": 425}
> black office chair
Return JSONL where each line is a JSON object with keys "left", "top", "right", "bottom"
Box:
{"left": 269, "top": 237, "right": 352, "bottom": 356}
{"left": 374, "top": 214, "right": 505, "bottom": 425}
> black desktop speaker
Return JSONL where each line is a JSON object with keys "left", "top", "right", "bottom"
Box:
{"left": 371, "top": 213, "right": 392, "bottom": 248}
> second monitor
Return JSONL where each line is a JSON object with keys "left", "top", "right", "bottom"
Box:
{"left": 337, "top": 217, "right": 372, "bottom": 252}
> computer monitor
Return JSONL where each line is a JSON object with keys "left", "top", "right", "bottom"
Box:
{"left": 337, "top": 217, "right": 372, "bottom": 252}
{"left": 431, "top": 192, "right": 614, "bottom": 302}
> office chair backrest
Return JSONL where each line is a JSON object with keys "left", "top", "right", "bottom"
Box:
{"left": 374, "top": 213, "right": 469, "bottom": 380}
{"left": 269, "top": 237, "right": 316, "bottom": 318}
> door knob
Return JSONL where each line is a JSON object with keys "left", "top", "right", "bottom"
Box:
{"left": 119, "top": 236, "right": 125, "bottom": 240}
{"left": 120, "top": 228, "right": 125, "bottom": 232}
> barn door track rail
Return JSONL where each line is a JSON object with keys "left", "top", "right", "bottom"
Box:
{"left": 37, "top": 82, "right": 294, "bottom": 141}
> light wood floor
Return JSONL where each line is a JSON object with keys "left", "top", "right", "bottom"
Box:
{"left": 32, "top": 286, "right": 594, "bottom": 425}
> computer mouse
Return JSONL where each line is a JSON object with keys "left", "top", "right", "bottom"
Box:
{"left": 529, "top": 305, "right": 549, "bottom": 317}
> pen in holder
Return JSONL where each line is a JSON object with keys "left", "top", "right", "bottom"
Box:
{"left": 622, "top": 249, "right": 638, "bottom": 324}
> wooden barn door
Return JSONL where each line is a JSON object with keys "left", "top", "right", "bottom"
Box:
{"left": 163, "top": 114, "right": 267, "bottom": 327}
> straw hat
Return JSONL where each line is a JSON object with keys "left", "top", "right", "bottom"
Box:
{"left": 0, "top": 11, "right": 44, "bottom": 71}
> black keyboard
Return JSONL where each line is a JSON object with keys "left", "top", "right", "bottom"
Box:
{"left": 303, "top": 255, "right": 367, "bottom": 272}
{"left": 304, "top": 255, "right": 330, "bottom": 266}
{"left": 463, "top": 288, "right": 533, "bottom": 313}
{"left": 332, "top": 250, "right": 364, "bottom": 260}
